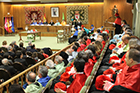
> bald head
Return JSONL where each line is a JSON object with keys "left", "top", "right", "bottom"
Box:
{"left": 122, "top": 34, "right": 130, "bottom": 45}
{"left": 26, "top": 72, "right": 36, "bottom": 83}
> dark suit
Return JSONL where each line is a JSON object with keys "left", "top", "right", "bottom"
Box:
{"left": 0, "top": 53, "right": 4, "bottom": 57}
{"left": 14, "top": 58, "right": 28, "bottom": 67}
{"left": 14, "top": 45, "right": 19, "bottom": 50}
{"left": 72, "top": 21, "right": 77, "bottom": 28}
{"left": 0, "top": 65, "right": 17, "bottom": 76}
{"left": 8, "top": 52, "right": 15, "bottom": 58}
{"left": 49, "top": 22, "right": 54, "bottom": 26}
{"left": 43, "top": 22, "right": 48, "bottom": 24}
{"left": 27, "top": 48, "right": 38, "bottom": 53}
{"left": 77, "top": 22, "right": 82, "bottom": 27}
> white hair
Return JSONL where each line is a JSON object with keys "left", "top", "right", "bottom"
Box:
{"left": 2, "top": 58, "right": 9, "bottom": 65}
{"left": 45, "top": 59, "right": 54, "bottom": 68}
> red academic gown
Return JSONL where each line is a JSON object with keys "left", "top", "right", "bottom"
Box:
{"left": 114, "top": 64, "right": 140, "bottom": 92}
{"left": 86, "top": 39, "right": 91, "bottom": 46}
{"left": 102, "top": 40, "right": 106, "bottom": 49}
{"left": 84, "top": 62, "right": 94, "bottom": 77}
{"left": 67, "top": 73, "right": 87, "bottom": 93}
{"left": 77, "top": 44, "right": 87, "bottom": 52}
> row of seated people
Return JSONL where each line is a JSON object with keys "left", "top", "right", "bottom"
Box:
{"left": 87, "top": 24, "right": 140, "bottom": 93}
{"left": 49, "top": 24, "right": 139, "bottom": 93}
{"left": 6, "top": 29, "right": 108, "bottom": 93}
{"left": 0, "top": 41, "right": 52, "bottom": 82}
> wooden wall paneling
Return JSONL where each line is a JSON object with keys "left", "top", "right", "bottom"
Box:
{"left": 103, "top": 0, "right": 133, "bottom": 28}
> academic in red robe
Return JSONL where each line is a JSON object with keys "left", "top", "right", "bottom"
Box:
{"left": 67, "top": 73, "right": 87, "bottom": 93}
{"left": 86, "top": 39, "right": 91, "bottom": 46}
{"left": 115, "top": 64, "right": 140, "bottom": 92}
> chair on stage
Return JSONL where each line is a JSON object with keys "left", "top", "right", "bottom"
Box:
{"left": 57, "top": 30, "right": 65, "bottom": 43}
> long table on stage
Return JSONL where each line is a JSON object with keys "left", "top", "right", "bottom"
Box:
{"left": 19, "top": 31, "right": 41, "bottom": 42}
{"left": 26, "top": 25, "right": 71, "bottom": 36}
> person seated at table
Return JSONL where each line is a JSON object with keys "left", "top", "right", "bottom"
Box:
{"left": 54, "top": 20, "right": 60, "bottom": 26}
{"left": 49, "top": 20, "right": 55, "bottom": 26}
{"left": 43, "top": 19, "right": 48, "bottom": 25}
{"left": 38, "top": 20, "right": 43, "bottom": 25}
{"left": 61, "top": 20, "right": 66, "bottom": 26}
{"left": 31, "top": 20, "right": 37, "bottom": 25}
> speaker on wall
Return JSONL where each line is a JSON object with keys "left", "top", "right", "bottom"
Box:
{"left": 127, "top": 0, "right": 132, "bottom": 4}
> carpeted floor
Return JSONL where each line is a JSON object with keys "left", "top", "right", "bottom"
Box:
{"left": 0, "top": 34, "right": 69, "bottom": 49}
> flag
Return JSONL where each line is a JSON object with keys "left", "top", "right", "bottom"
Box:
{"left": 4, "top": 17, "right": 9, "bottom": 32}
{"left": 62, "top": 12, "right": 65, "bottom": 21}
{"left": 11, "top": 17, "right": 15, "bottom": 32}
{"left": 43, "top": 14, "right": 46, "bottom": 23}
{"left": 8, "top": 17, "right": 12, "bottom": 33}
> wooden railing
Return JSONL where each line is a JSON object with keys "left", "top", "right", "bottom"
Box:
{"left": 0, "top": 43, "right": 73, "bottom": 93}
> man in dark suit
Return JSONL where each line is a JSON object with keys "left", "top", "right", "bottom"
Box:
{"left": 72, "top": 19, "right": 77, "bottom": 28}
{"left": 27, "top": 44, "right": 38, "bottom": 53}
{"left": 7, "top": 46, "right": 15, "bottom": 58}
{"left": 77, "top": 20, "right": 82, "bottom": 28}
{"left": 14, "top": 51, "right": 28, "bottom": 67}
{"left": 0, "top": 58, "right": 17, "bottom": 76}
{"left": 49, "top": 20, "right": 54, "bottom": 26}
{"left": 43, "top": 19, "right": 48, "bottom": 25}
{"left": 12, "top": 41, "right": 19, "bottom": 51}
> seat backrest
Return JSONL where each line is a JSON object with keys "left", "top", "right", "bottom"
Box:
{"left": 38, "top": 52, "right": 45, "bottom": 61}
{"left": 12, "top": 62, "right": 25, "bottom": 72}
{"left": 25, "top": 57, "right": 36, "bottom": 65}
{"left": 1, "top": 47, "right": 8, "bottom": 52}
{"left": 0, "top": 68, "right": 11, "bottom": 81}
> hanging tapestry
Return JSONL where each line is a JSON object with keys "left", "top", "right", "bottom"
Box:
{"left": 66, "top": 6, "right": 88, "bottom": 24}
{"left": 24, "top": 6, "right": 45, "bottom": 24}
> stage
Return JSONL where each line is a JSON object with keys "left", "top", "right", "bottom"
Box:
{"left": 19, "top": 25, "right": 71, "bottom": 37}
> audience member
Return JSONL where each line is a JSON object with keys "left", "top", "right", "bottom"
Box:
{"left": 37, "top": 66, "right": 51, "bottom": 87}
{"left": 1, "top": 40, "right": 8, "bottom": 48}
{"left": 0, "top": 58, "right": 17, "bottom": 76}
{"left": 54, "top": 55, "right": 65, "bottom": 72}
{"left": 55, "top": 58, "right": 87, "bottom": 93}
{"left": 45, "top": 59, "right": 59, "bottom": 78}
{"left": 24, "top": 71, "right": 43, "bottom": 93}
{"left": 27, "top": 44, "right": 38, "bottom": 53}
{"left": 103, "top": 49, "right": 140, "bottom": 93}
{"left": 19, "top": 42, "right": 25, "bottom": 50}
{"left": 7, "top": 46, "right": 15, "bottom": 58}
{"left": 9, "top": 83, "right": 25, "bottom": 93}
{"left": 26, "top": 42, "right": 32, "bottom": 50}
{"left": 14, "top": 51, "right": 28, "bottom": 67}
{"left": 12, "top": 41, "right": 19, "bottom": 51}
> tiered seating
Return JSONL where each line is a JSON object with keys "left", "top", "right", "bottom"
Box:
{"left": 0, "top": 43, "right": 73, "bottom": 93}
{"left": 79, "top": 39, "right": 110, "bottom": 93}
